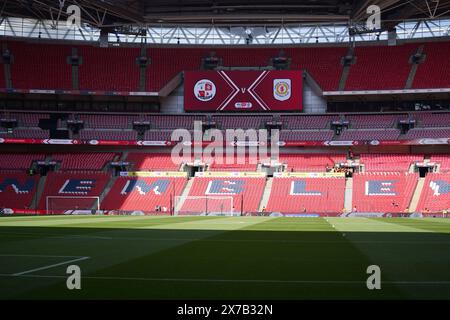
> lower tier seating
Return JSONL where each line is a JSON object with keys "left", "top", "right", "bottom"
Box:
{"left": 102, "top": 177, "right": 187, "bottom": 212}
{"left": 416, "top": 173, "right": 450, "bottom": 213}
{"left": 0, "top": 171, "right": 38, "bottom": 209}
{"left": 38, "top": 171, "right": 110, "bottom": 211}
{"left": 266, "top": 177, "right": 345, "bottom": 213}
{"left": 179, "top": 177, "right": 266, "bottom": 214}
{"left": 352, "top": 172, "right": 418, "bottom": 213}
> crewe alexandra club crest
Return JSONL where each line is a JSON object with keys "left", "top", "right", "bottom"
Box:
{"left": 273, "top": 79, "right": 291, "bottom": 101}
{"left": 194, "top": 79, "right": 216, "bottom": 101}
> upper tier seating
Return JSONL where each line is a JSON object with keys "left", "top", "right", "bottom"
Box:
{"left": 38, "top": 171, "right": 110, "bottom": 210}
{"left": 352, "top": 172, "right": 418, "bottom": 213}
{"left": 0, "top": 153, "right": 45, "bottom": 170}
{"left": 179, "top": 177, "right": 266, "bottom": 214}
{"left": 346, "top": 44, "right": 418, "bottom": 90}
{"left": 51, "top": 153, "right": 118, "bottom": 171}
{"left": 126, "top": 153, "right": 182, "bottom": 171}
{"left": 416, "top": 173, "right": 450, "bottom": 212}
{"left": 0, "top": 171, "right": 38, "bottom": 209}
{"left": 4, "top": 40, "right": 448, "bottom": 92}
{"left": 360, "top": 154, "right": 423, "bottom": 172}
{"left": 413, "top": 42, "right": 450, "bottom": 89}
{"left": 8, "top": 41, "right": 72, "bottom": 90}
{"left": 266, "top": 177, "right": 346, "bottom": 213}
{"left": 280, "top": 154, "right": 346, "bottom": 172}
{"left": 78, "top": 46, "right": 140, "bottom": 91}
{"left": 102, "top": 177, "right": 187, "bottom": 212}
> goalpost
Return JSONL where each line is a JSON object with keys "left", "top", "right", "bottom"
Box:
{"left": 174, "top": 196, "right": 236, "bottom": 216}
{"left": 46, "top": 196, "right": 100, "bottom": 215}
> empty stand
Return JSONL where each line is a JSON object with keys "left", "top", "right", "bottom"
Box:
{"left": 0, "top": 171, "right": 38, "bottom": 209}
{"left": 78, "top": 45, "right": 140, "bottom": 91}
{"left": 180, "top": 177, "right": 266, "bottom": 214}
{"left": 102, "top": 177, "right": 187, "bottom": 212}
{"left": 416, "top": 173, "right": 450, "bottom": 212}
{"left": 126, "top": 153, "right": 181, "bottom": 171}
{"left": 79, "top": 129, "right": 137, "bottom": 141}
{"left": 346, "top": 114, "right": 408, "bottom": 129}
{"left": 0, "top": 153, "right": 45, "bottom": 170}
{"left": 266, "top": 177, "right": 345, "bottom": 213}
{"left": 9, "top": 41, "right": 72, "bottom": 90}
{"left": 280, "top": 154, "right": 346, "bottom": 172}
{"left": 280, "top": 130, "right": 335, "bottom": 141}
{"left": 337, "top": 129, "right": 400, "bottom": 141}
{"left": 346, "top": 44, "right": 417, "bottom": 90}
{"left": 38, "top": 171, "right": 111, "bottom": 210}
{"left": 360, "top": 154, "right": 423, "bottom": 172}
{"left": 400, "top": 128, "right": 450, "bottom": 139}
{"left": 52, "top": 153, "right": 117, "bottom": 171}
{"left": 413, "top": 42, "right": 450, "bottom": 89}
{"left": 280, "top": 115, "right": 338, "bottom": 129}
{"left": 352, "top": 172, "right": 418, "bottom": 212}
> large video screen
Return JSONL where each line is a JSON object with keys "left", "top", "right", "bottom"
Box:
{"left": 184, "top": 70, "right": 302, "bottom": 112}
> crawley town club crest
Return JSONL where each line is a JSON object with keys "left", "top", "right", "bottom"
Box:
{"left": 273, "top": 79, "right": 291, "bottom": 101}
{"left": 194, "top": 79, "right": 216, "bottom": 101}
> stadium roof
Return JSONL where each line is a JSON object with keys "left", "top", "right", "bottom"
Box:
{"left": 2, "top": 0, "right": 450, "bottom": 28}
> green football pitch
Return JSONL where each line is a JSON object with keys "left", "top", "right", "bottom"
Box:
{"left": 1, "top": 215, "right": 450, "bottom": 300}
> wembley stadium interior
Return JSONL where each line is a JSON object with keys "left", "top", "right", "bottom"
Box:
{"left": 0, "top": 0, "right": 450, "bottom": 304}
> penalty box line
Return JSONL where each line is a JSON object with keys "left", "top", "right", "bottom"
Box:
{"left": 0, "top": 255, "right": 91, "bottom": 276}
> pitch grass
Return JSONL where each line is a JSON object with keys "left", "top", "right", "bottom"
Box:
{"left": 1, "top": 215, "right": 450, "bottom": 299}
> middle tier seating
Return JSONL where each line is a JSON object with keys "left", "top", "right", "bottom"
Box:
{"left": 126, "top": 153, "right": 182, "bottom": 171}
{"left": 51, "top": 153, "right": 118, "bottom": 171}
{"left": 280, "top": 154, "right": 347, "bottom": 172}
{"left": 359, "top": 154, "right": 423, "bottom": 172}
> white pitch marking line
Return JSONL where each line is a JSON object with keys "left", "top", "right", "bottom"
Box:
{"left": 0, "top": 254, "right": 83, "bottom": 258}
{"left": 12, "top": 256, "right": 90, "bottom": 276}
{"left": 1, "top": 273, "right": 450, "bottom": 286}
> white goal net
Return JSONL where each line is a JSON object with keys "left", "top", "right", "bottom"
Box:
{"left": 46, "top": 196, "right": 100, "bottom": 215}
{"left": 174, "top": 196, "right": 236, "bottom": 216}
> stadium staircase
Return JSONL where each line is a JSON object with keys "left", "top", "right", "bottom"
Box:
{"left": 338, "top": 47, "right": 354, "bottom": 91}
{"left": 405, "top": 45, "right": 424, "bottom": 89}
{"left": 409, "top": 177, "right": 425, "bottom": 212}
{"left": 31, "top": 174, "right": 47, "bottom": 210}
{"left": 258, "top": 177, "right": 273, "bottom": 212}
{"left": 97, "top": 175, "right": 118, "bottom": 209}
{"left": 174, "top": 178, "right": 195, "bottom": 214}
{"left": 344, "top": 178, "right": 353, "bottom": 214}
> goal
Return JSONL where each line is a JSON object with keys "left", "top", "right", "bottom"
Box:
{"left": 174, "top": 196, "right": 236, "bottom": 216}
{"left": 46, "top": 196, "right": 100, "bottom": 215}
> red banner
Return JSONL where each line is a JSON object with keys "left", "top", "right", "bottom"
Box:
{"left": 184, "top": 70, "right": 303, "bottom": 112}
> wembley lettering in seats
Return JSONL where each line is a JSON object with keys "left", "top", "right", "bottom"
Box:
{"left": 205, "top": 180, "right": 245, "bottom": 195}
{"left": 430, "top": 180, "right": 450, "bottom": 196}
{"left": 121, "top": 179, "right": 171, "bottom": 195}
{"left": 0, "top": 178, "right": 35, "bottom": 194}
{"left": 290, "top": 180, "right": 322, "bottom": 196}
{"left": 365, "top": 180, "right": 398, "bottom": 196}
{"left": 58, "top": 179, "right": 96, "bottom": 195}
{"left": 184, "top": 70, "right": 302, "bottom": 111}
